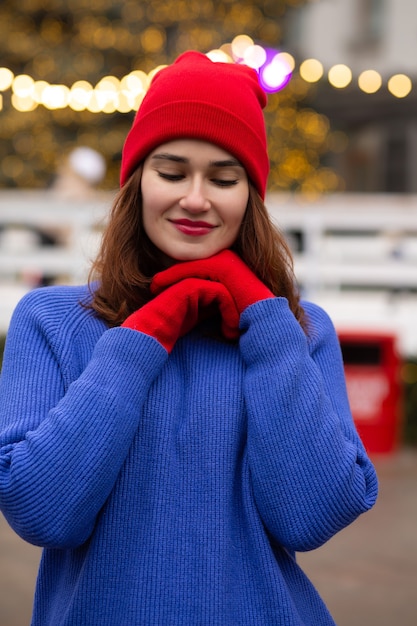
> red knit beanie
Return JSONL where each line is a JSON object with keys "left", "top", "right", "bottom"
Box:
{"left": 120, "top": 51, "right": 269, "bottom": 198}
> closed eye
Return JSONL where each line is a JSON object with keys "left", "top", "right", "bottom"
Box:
{"left": 158, "top": 172, "right": 184, "bottom": 181}
{"left": 212, "top": 179, "right": 239, "bottom": 187}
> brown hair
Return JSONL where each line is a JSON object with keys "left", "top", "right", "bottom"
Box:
{"left": 88, "top": 169, "right": 307, "bottom": 332}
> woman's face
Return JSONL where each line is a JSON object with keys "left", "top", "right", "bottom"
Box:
{"left": 140, "top": 139, "right": 249, "bottom": 263}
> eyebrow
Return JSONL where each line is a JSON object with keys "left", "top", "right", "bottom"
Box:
{"left": 151, "top": 153, "right": 188, "bottom": 163}
{"left": 151, "top": 153, "right": 243, "bottom": 168}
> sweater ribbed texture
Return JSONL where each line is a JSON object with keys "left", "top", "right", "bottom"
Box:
{"left": 0, "top": 285, "right": 378, "bottom": 625}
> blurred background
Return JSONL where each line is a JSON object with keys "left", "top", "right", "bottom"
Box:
{"left": 1, "top": 1, "right": 417, "bottom": 625}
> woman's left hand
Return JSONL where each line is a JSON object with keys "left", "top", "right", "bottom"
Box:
{"left": 151, "top": 250, "right": 274, "bottom": 315}
{"left": 123, "top": 278, "right": 240, "bottom": 351}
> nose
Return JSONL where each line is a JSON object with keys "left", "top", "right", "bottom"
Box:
{"left": 179, "top": 176, "right": 211, "bottom": 213}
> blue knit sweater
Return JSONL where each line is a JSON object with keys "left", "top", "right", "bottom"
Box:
{"left": 0, "top": 284, "right": 378, "bottom": 625}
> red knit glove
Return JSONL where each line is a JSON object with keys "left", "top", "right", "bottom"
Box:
{"left": 151, "top": 250, "right": 274, "bottom": 314}
{"left": 121, "top": 278, "right": 240, "bottom": 353}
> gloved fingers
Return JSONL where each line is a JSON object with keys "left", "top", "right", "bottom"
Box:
{"left": 175, "top": 278, "right": 240, "bottom": 340}
{"left": 122, "top": 277, "right": 240, "bottom": 350}
{"left": 196, "top": 281, "right": 240, "bottom": 339}
{"left": 150, "top": 250, "right": 234, "bottom": 295}
{"left": 151, "top": 251, "right": 273, "bottom": 314}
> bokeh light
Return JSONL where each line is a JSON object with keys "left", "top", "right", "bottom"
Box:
{"left": 0, "top": 1, "right": 414, "bottom": 194}
{"left": 0, "top": 68, "right": 14, "bottom": 91}
{"left": 120, "top": 71, "right": 149, "bottom": 96}
{"left": 328, "top": 64, "right": 352, "bottom": 89}
{"left": 206, "top": 49, "right": 232, "bottom": 63}
{"left": 299, "top": 58, "right": 324, "bottom": 83}
{"left": 231, "top": 34, "right": 254, "bottom": 60}
{"left": 259, "top": 51, "right": 293, "bottom": 93}
{"left": 358, "top": 69, "right": 382, "bottom": 94}
{"left": 0, "top": 40, "right": 413, "bottom": 114}
{"left": 243, "top": 45, "right": 267, "bottom": 70}
{"left": 68, "top": 80, "right": 93, "bottom": 111}
{"left": 387, "top": 74, "right": 412, "bottom": 98}
{"left": 42, "top": 85, "right": 70, "bottom": 110}
{"left": 12, "top": 74, "right": 35, "bottom": 98}
{"left": 11, "top": 94, "right": 37, "bottom": 112}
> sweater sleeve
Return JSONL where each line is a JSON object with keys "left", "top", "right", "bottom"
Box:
{"left": 0, "top": 289, "right": 168, "bottom": 549}
{"left": 239, "top": 297, "right": 378, "bottom": 553}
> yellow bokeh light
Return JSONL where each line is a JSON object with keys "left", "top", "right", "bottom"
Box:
{"left": 94, "top": 77, "right": 119, "bottom": 112}
{"left": 71, "top": 80, "right": 93, "bottom": 92}
{"left": 220, "top": 43, "right": 234, "bottom": 58}
{"left": 317, "top": 168, "right": 341, "bottom": 191}
{"left": 276, "top": 53, "right": 295, "bottom": 73}
{"left": 117, "top": 92, "right": 134, "bottom": 113}
{"left": 69, "top": 80, "right": 93, "bottom": 111}
{"left": 11, "top": 93, "right": 37, "bottom": 112}
{"left": 33, "top": 81, "right": 49, "bottom": 103}
{"left": 93, "top": 26, "right": 116, "bottom": 50}
{"left": 131, "top": 93, "right": 145, "bottom": 111}
{"left": 42, "top": 85, "right": 70, "bottom": 109}
{"left": 12, "top": 74, "right": 35, "bottom": 97}
{"left": 328, "top": 64, "right": 352, "bottom": 89}
{"left": 0, "top": 44, "right": 415, "bottom": 117}
{"left": 0, "top": 67, "right": 14, "bottom": 91}
{"left": 94, "top": 90, "right": 113, "bottom": 112}
{"left": 101, "top": 98, "right": 118, "bottom": 114}
{"left": 140, "top": 26, "right": 165, "bottom": 53}
{"left": 280, "top": 149, "right": 312, "bottom": 181}
{"left": 358, "top": 69, "right": 382, "bottom": 94}
{"left": 68, "top": 95, "right": 89, "bottom": 111}
{"left": 206, "top": 49, "right": 232, "bottom": 63}
{"left": 297, "top": 110, "right": 329, "bottom": 141}
{"left": 86, "top": 93, "right": 102, "bottom": 113}
{"left": 299, "top": 58, "right": 323, "bottom": 83}
{"left": 120, "top": 71, "right": 148, "bottom": 96}
{"left": 243, "top": 45, "right": 267, "bottom": 69}
{"left": 388, "top": 73, "right": 412, "bottom": 98}
{"left": 231, "top": 34, "right": 254, "bottom": 60}
{"left": 96, "top": 76, "right": 120, "bottom": 92}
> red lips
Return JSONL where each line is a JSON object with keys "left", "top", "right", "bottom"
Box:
{"left": 171, "top": 219, "right": 216, "bottom": 237}
{"left": 172, "top": 219, "right": 214, "bottom": 228}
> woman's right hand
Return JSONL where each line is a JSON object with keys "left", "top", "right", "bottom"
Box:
{"left": 151, "top": 250, "right": 274, "bottom": 315}
{"left": 121, "top": 277, "right": 240, "bottom": 353}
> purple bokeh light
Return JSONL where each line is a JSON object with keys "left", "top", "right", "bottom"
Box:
{"left": 258, "top": 48, "right": 292, "bottom": 93}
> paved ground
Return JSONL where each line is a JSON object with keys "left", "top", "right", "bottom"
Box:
{"left": 298, "top": 448, "right": 417, "bottom": 625}
{"left": 1, "top": 449, "right": 416, "bottom": 626}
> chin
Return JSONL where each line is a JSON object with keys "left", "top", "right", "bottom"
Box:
{"left": 166, "top": 247, "right": 216, "bottom": 263}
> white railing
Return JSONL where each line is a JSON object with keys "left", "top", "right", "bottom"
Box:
{"left": 0, "top": 190, "right": 111, "bottom": 335}
{"left": 268, "top": 192, "right": 417, "bottom": 290}
{"left": 268, "top": 193, "right": 417, "bottom": 356}
{"left": 1, "top": 190, "right": 417, "bottom": 355}
{"left": 0, "top": 190, "right": 110, "bottom": 279}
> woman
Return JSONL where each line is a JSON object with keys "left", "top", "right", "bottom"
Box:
{"left": 0, "top": 51, "right": 378, "bottom": 625}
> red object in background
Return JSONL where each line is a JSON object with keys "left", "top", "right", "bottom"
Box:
{"left": 338, "top": 331, "right": 403, "bottom": 454}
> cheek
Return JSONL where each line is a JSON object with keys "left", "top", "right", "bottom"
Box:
{"left": 141, "top": 170, "right": 166, "bottom": 216}
{"left": 141, "top": 198, "right": 153, "bottom": 236}
{"left": 227, "top": 194, "right": 248, "bottom": 232}
{"left": 141, "top": 196, "right": 163, "bottom": 247}
{"left": 219, "top": 206, "right": 247, "bottom": 250}
{"left": 227, "top": 214, "right": 244, "bottom": 238}
{"left": 141, "top": 184, "right": 166, "bottom": 231}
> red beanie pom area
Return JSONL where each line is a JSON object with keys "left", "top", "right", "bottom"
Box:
{"left": 120, "top": 51, "right": 269, "bottom": 199}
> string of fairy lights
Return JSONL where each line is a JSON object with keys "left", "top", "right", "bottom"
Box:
{"left": 0, "top": 34, "right": 413, "bottom": 115}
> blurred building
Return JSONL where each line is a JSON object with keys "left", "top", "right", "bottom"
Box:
{"left": 285, "top": 0, "right": 417, "bottom": 192}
